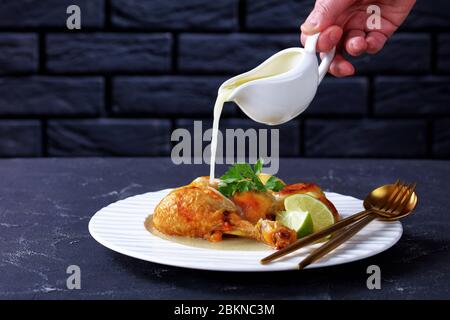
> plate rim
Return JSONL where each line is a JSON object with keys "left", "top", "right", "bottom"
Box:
{"left": 88, "top": 189, "right": 403, "bottom": 272}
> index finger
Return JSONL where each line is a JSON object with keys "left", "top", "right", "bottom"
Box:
{"left": 301, "top": 25, "right": 343, "bottom": 52}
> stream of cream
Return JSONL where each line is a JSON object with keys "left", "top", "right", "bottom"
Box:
{"left": 209, "top": 90, "right": 229, "bottom": 183}
{"left": 208, "top": 50, "right": 304, "bottom": 182}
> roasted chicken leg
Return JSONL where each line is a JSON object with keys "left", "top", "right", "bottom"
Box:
{"left": 152, "top": 184, "right": 296, "bottom": 249}
{"left": 192, "top": 176, "right": 281, "bottom": 224}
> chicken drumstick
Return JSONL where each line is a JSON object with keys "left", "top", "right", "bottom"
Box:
{"left": 152, "top": 184, "right": 296, "bottom": 249}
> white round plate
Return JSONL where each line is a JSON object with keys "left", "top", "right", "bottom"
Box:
{"left": 89, "top": 189, "right": 402, "bottom": 272}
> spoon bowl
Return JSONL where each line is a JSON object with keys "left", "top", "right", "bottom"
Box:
{"left": 363, "top": 182, "right": 418, "bottom": 220}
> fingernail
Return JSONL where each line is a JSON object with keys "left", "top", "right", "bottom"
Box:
{"left": 304, "top": 15, "right": 319, "bottom": 30}
{"left": 351, "top": 39, "right": 362, "bottom": 51}
{"left": 307, "top": 18, "right": 319, "bottom": 27}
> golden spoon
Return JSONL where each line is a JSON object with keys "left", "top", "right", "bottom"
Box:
{"left": 261, "top": 180, "right": 417, "bottom": 265}
{"left": 298, "top": 181, "right": 417, "bottom": 269}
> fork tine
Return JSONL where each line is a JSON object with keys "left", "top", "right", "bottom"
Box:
{"left": 387, "top": 184, "right": 413, "bottom": 213}
{"left": 389, "top": 182, "right": 416, "bottom": 214}
{"left": 378, "top": 180, "right": 403, "bottom": 211}
{"left": 386, "top": 182, "right": 409, "bottom": 212}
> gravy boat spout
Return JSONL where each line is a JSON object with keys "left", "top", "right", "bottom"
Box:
{"left": 220, "top": 34, "right": 335, "bottom": 125}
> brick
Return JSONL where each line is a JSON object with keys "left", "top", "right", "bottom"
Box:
{"left": 402, "top": 0, "right": 450, "bottom": 29}
{"left": 437, "top": 34, "right": 450, "bottom": 73}
{"left": 351, "top": 34, "right": 431, "bottom": 75}
{"left": 175, "top": 118, "right": 300, "bottom": 157}
{"left": 305, "top": 77, "right": 368, "bottom": 115}
{"left": 223, "top": 118, "right": 301, "bottom": 157}
{"left": 111, "top": 0, "right": 237, "bottom": 30}
{"left": 47, "top": 119, "right": 171, "bottom": 156}
{"left": 247, "top": 0, "right": 450, "bottom": 31}
{"left": 179, "top": 33, "right": 298, "bottom": 74}
{"left": 0, "top": 121, "right": 41, "bottom": 157}
{"left": 246, "top": 0, "right": 313, "bottom": 30}
{"left": 433, "top": 119, "right": 450, "bottom": 158}
{"left": 112, "top": 76, "right": 236, "bottom": 116}
{"left": 0, "top": 77, "right": 102, "bottom": 116}
{"left": 47, "top": 33, "right": 172, "bottom": 73}
{"left": 0, "top": 34, "right": 38, "bottom": 74}
{"left": 305, "top": 119, "right": 427, "bottom": 157}
{"left": 0, "top": 0, "right": 104, "bottom": 28}
{"left": 375, "top": 77, "right": 450, "bottom": 115}
{"left": 112, "top": 76, "right": 366, "bottom": 119}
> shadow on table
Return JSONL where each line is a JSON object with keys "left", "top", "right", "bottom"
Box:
{"left": 110, "top": 232, "right": 449, "bottom": 299}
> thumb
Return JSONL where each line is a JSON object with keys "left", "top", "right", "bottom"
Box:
{"left": 302, "top": 0, "right": 355, "bottom": 34}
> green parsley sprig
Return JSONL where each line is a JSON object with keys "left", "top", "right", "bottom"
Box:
{"left": 218, "top": 159, "right": 285, "bottom": 198}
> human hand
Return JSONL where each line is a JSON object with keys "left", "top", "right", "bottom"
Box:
{"left": 301, "top": 0, "right": 416, "bottom": 77}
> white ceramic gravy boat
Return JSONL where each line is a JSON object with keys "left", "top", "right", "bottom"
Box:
{"left": 219, "top": 34, "right": 336, "bottom": 125}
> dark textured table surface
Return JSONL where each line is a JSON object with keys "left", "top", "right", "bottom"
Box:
{"left": 1, "top": 157, "right": 449, "bottom": 299}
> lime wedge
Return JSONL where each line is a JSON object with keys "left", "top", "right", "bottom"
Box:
{"left": 276, "top": 210, "right": 313, "bottom": 239}
{"left": 284, "top": 194, "right": 335, "bottom": 232}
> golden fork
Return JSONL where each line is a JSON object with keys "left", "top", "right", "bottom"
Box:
{"left": 261, "top": 180, "right": 418, "bottom": 266}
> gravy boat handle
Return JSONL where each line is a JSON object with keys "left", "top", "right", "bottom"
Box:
{"left": 305, "top": 33, "right": 336, "bottom": 84}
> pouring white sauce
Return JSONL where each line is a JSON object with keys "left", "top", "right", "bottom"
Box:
{"left": 208, "top": 34, "right": 335, "bottom": 182}
{"left": 209, "top": 89, "right": 231, "bottom": 183}
{"left": 208, "top": 50, "right": 305, "bottom": 182}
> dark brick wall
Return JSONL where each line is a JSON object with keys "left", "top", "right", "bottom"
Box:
{"left": 0, "top": 0, "right": 449, "bottom": 159}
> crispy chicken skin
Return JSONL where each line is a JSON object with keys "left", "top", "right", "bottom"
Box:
{"left": 231, "top": 191, "right": 278, "bottom": 224}
{"left": 192, "top": 176, "right": 281, "bottom": 223}
{"left": 152, "top": 178, "right": 338, "bottom": 249}
{"left": 152, "top": 183, "right": 296, "bottom": 249}
{"left": 255, "top": 219, "right": 297, "bottom": 249}
{"left": 153, "top": 185, "right": 235, "bottom": 242}
{"left": 191, "top": 176, "right": 220, "bottom": 189}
